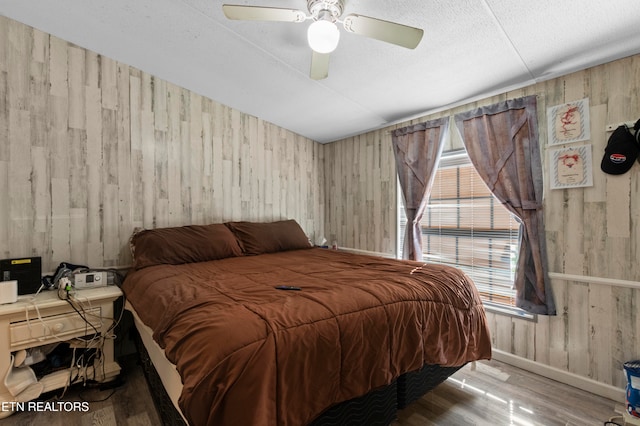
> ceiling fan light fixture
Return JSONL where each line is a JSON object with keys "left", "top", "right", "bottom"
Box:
{"left": 307, "top": 20, "right": 340, "bottom": 53}
{"left": 223, "top": 0, "right": 424, "bottom": 79}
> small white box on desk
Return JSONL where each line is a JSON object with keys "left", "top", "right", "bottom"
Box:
{"left": 0, "top": 280, "right": 18, "bottom": 304}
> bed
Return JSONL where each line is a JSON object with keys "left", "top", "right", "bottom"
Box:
{"left": 121, "top": 220, "right": 492, "bottom": 425}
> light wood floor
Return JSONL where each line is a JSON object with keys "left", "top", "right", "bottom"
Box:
{"left": 394, "top": 359, "right": 623, "bottom": 426}
{"left": 1, "top": 356, "right": 625, "bottom": 425}
{"left": 0, "top": 355, "right": 161, "bottom": 426}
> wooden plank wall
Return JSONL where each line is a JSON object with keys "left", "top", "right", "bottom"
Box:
{"left": 1, "top": 13, "right": 638, "bottom": 393}
{"left": 0, "top": 16, "right": 324, "bottom": 271}
{"left": 323, "top": 55, "right": 640, "bottom": 389}
{"left": 323, "top": 131, "right": 396, "bottom": 253}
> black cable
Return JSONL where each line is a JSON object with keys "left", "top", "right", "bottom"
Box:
{"left": 79, "top": 387, "right": 118, "bottom": 403}
{"left": 64, "top": 295, "right": 102, "bottom": 385}
{"left": 52, "top": 271, "right": 127, "bottom": 404}
{"left": 65, "top": 297, "right": 100, "bottom": 336}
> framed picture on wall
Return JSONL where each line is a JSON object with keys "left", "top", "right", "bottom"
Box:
{"left": 547, "top": 98, "right": 591, "bottom": 145}
{"left": 549, "top": 144, "right": 594, "bottom": 189}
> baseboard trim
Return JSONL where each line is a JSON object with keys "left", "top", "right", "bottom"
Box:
{"left": 491, "top": 349, "right": 625, "bottom": 402}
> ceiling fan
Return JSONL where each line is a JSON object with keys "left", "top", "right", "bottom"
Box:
{"left": 222, "top": 0, "right": 424, "bottom": 80}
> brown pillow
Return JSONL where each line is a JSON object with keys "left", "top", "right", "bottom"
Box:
{"left": 224, "top": 220, "right": 311, "bottom": 255}
{"left": 131, "top": 224, "right": 243, "bottom": 269}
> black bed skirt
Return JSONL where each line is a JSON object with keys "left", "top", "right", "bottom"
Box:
{"left": 134, "top": 328, "right": 462, "bottom": 425}
{"left": 397, "top": 363, "right": 463, "bottom": 409}
{"left": 308, "top": 380, "right": 397, "bottom": 426}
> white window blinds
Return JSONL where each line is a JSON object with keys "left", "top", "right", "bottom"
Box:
{"left": 399, "top": 150, "right": 520, "bottom": 307}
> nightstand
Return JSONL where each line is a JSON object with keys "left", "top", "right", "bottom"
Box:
{"left": 0, "top": 286, "right": 122, "bottom": 406}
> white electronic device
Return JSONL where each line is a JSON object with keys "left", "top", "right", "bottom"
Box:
{"left": 74, "top": 272, "right": 108, "bottom": 289}
{"left": 0, "top": 280, "right": 18, "bottom": 304}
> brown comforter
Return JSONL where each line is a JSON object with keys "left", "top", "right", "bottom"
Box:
{"left": 122, "top": 248, "right": 491, "bottom": 426}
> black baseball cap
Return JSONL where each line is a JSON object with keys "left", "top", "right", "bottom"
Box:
{"left": 600, "top": 125, "right": 639, "bottom": 175}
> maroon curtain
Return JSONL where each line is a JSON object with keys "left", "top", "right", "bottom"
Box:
{"left": 454, "top": 96, "right": 555, "bottom": 315}
{"left": 392, "top": 118, "right": 449, "bottom": 261}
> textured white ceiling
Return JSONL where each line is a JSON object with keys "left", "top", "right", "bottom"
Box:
{"left": 2, "top": 0, "right": 640, "bottom": 143}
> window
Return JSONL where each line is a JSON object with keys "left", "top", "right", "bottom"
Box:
{"left": 398, "top": 149, "right": 521, "bottom": 310}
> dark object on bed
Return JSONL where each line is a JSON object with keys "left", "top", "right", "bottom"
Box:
{"left": 123, "top": 220, "right": 492, "bottom": 426}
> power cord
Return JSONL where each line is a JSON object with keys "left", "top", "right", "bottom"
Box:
{"left": 64, "top": 296, "right": 100, "bottom": 336}
{"left": 57, "top": 277, "right": 75, "bottom": 300}
{"left": 23, "top": 278, "right": 121, "bottom": 394}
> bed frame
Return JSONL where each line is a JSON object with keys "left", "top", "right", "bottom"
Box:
{"left": 128, "top": 304, "right": 462, "bottom": 425}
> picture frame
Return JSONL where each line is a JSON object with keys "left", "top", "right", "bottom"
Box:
{"left": 547, "top": 98, "right": 591, "bottom": 145}
{"left": 549, "top": 144, "right": 593, "bottom": 189}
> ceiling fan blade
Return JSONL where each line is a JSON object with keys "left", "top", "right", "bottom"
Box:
{"left": 222, "top": 5, "right": 306, "bottom": 22}
{"left": 310, "top": 51, "right": 330, "bottom": 80}
{"left": 342, "top": 14, "right": 424, "bottom": 49}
